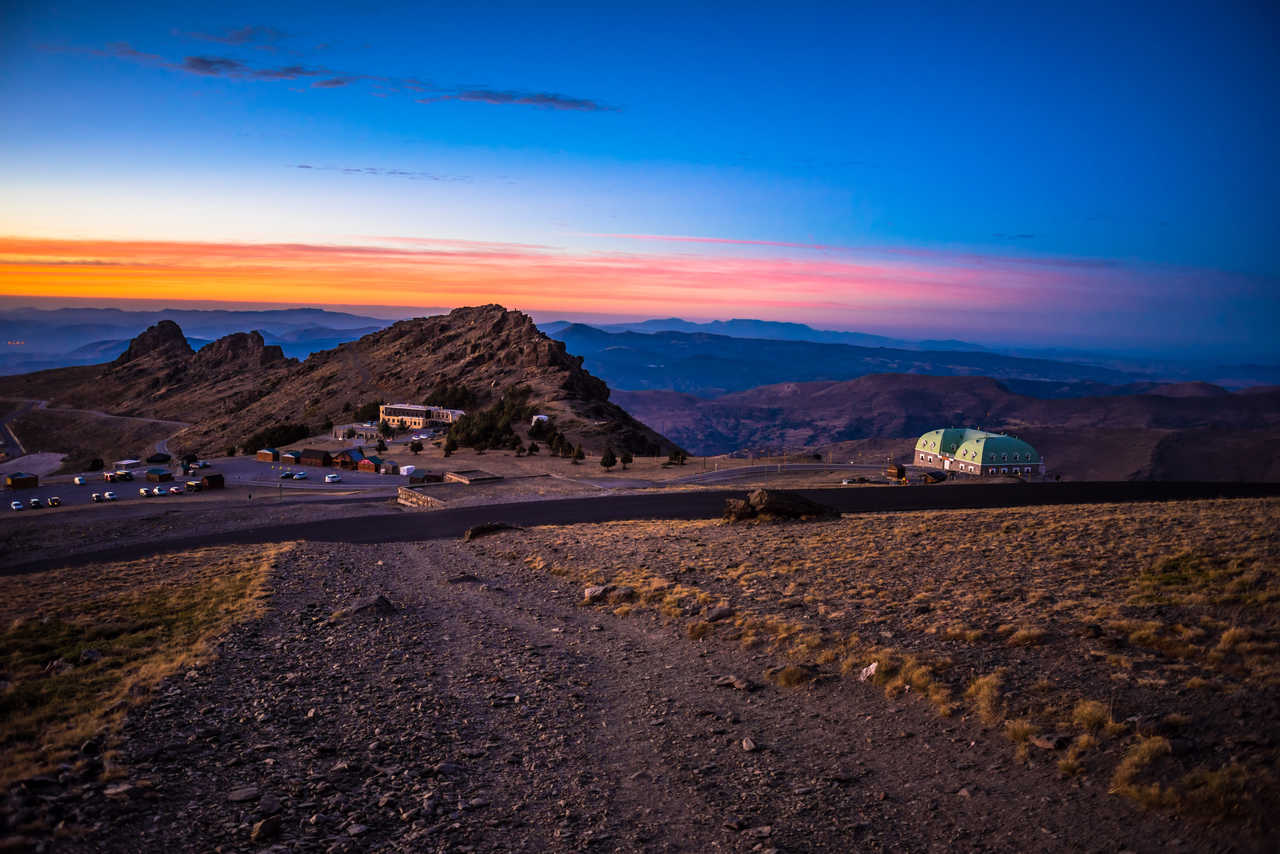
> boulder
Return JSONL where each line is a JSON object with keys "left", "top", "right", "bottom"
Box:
{"left": 724, "top": 490, "right": 840, "bottom": 523}
{"left": 462, "top": 522, "right": 522, "bottom": 542}
{"left": 330, "top": 595, "right": 397, "bottom": 622}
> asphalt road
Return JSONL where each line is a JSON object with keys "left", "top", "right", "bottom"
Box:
{"left": 4, "top": 480, "right": 1277, "bottom": 577}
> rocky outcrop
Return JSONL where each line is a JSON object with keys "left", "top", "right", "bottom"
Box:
{"left": 723, "top": 489, "right": 840, "bottom": 523}
{"left": 113, "top": 320, "right": 193, "bottom": 365}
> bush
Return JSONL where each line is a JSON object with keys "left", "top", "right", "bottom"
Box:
{"left": 409, "top": 440, "right": 423, "bottom": 455}
{"left": 620, "top": 450, "right": 632, "bottom": 470}
{"left": 600, "top": 447, "right": 617, "bottom": 470}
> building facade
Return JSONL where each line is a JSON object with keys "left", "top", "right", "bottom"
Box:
{"left": 914, "top": 428, "right": 1045, "bottom": 477}
{"left": 379, "top": 403, "right": 467, "bottom": 430}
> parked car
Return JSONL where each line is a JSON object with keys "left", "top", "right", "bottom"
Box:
{"left": 74, "top": 476, "right": 86, "bottom": 485}
{"left": 29, "top": 498, "right": 43, "bottom": 509}
{"left": 139, "top": 487, "right": 151, "bottom": 497}
{"left": 103, "top": 491, "right": 117, "bottom": 501}
{"left": 151, "top": 486, "right": 164, "bottom": 496}
{"left": 10, "top": 500, "right": 23, "bottom": 511}
{"left": 168, "top": 486, "right": 184, "bottom": 495}
{"left": 292, "top": 471, "right": 308, "bottom": 480}
{"left": 324, "top": 473, "right": 342, "bottom": 483}
{"left": 185, "top": 480, "right": 202, "bottom": 491}
{"left": 114, "top": 470, "right": 134, "bottom": 481}
{"left": 103, "top": 472, "right": 116, "bottom": 482}
{"left": 196, "top": 460, "right": 210, "bottom": 468}
{"left": 91, "top": 492, "right": 104, "bottom": 503}
{"left": 48, "top": 496, "right": 61, "bottom": 507}
{"left": 280, "top": 470, "right": 294, "bottom": 479}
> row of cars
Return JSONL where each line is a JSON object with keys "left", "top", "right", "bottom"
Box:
{"left": 280, "top": 470, "right": 343, "bottom": 483}
{"left": 11, "top": 496, "right": 62, "bottom": 510}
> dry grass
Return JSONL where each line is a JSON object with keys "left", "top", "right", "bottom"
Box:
{"left": 474, "top": 497, "right": 1280, "bottom": 822}
{"left": 0, "top": 543, "right": 293, "bottom": 785}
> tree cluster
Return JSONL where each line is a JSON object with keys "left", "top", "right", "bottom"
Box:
{"left": 447, "top": 386, "right": 535, "bottom": 451}
{"left": 241, "top": 423, "right": 311, "bottom": 454}
{"left": 428, "top": 382, "right": 477, "bottom": 411}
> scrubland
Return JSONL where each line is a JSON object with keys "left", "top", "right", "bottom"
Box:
{"left": 475, "top": 497, "right": 1280, "bottom": 824}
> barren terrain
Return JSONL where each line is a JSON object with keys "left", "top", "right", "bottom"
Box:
{"left": 2, "top": 494, "right": 1276, "bottom": 852}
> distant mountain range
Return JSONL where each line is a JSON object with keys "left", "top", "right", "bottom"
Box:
{"left": 539, "top": 317, "right": 985, "bottom": 350}
{"left": 540, "top": 318, "right": 1280, "bottom": 390}
{"left": 0, "top": 307, "right": 394, "bottom": 374}
{"left": 542, "top": 322, "right": 1140, "bottom": 397}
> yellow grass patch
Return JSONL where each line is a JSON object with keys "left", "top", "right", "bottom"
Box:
{"left": 0, "top": 542, "right": 294, "bottom": 786}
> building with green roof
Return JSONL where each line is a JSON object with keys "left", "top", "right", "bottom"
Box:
{"left": 914, "top": 428, "right": 1044, "bottom": 477}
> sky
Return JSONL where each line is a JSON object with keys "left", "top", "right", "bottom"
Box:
{"left": 1, "top": 1, "right": 1277, "bottom": 360}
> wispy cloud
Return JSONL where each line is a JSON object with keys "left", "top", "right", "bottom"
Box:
{"left": 292, "top": 164, "right": 470, "bottom": 182}
{"left": 419, "top": 88, "right": 616, "bottom": 112}
{"left": 85, "top": 38, "right": 615, "bottom": 112}
{"left": 176, "top": 26, "right": 288, "bottom": 47}
{"left": 102, "top": 43, "right": 328, "bottom": 80}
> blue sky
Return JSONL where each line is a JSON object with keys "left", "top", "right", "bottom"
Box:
{"left": 1, "top": 1, "right": 1277, "bottom": 359}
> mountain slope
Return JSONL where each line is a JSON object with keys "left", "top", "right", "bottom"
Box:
{"left": 0, "top": 305, "right": 673, "bottom": 457}
{"left": 612, "top": 374, "right": 1280, "bottom": 480}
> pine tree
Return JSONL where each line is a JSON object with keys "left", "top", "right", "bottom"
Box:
{"left": 620, "top": 450, "right": 633, "bottom": 470}
{"left": 572, "top": 444, "right": 585, "bottom": 464}
{"left": 443, "top": 436, "right": 457, "bottom": 457}
{"left": 600, "top": 447, "right": 617, "bottom": 471}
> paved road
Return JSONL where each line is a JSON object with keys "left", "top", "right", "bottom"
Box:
{"left": 674, "top": 462, "right": 885, "bottom": 484}
{"left": 4, "top": 480, "right": 1276, "bottom": 577}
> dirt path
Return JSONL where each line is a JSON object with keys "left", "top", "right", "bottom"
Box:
{"left": 10, "top": 535, "right": 1241, "bottom": 853}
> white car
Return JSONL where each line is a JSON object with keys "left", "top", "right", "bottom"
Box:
{"left": 139, "top": 487, "right": 151, "bottom": 497}
{"left": 292, "top": 471, "right": 307, "bottom": 480}
{"left": 103, "top": 491, "right": 118, "bottom": 501}
{"left": 168, "top": 486, "right": 184, "bottom": 495}
{"left": 48, "top": 497, "right": 62, "bottom": 507}
{"left": 74, "top": 476, "right": 86, "bottom": 485}
{"left": 324, "top": 473, "right": 342, "bottom": 483}
{"left": 91, "top": 492, "right": 103, "bottom": 503}
{"left": 9, "top": 500, "right": 22, "bottom": 511}
{"left": 151, "top": 486, "right": 164, "bottom": 496}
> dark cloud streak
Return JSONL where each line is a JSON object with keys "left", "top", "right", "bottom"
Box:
{"left": 95, "top": 39, "right": 615, "bottom": 112}
{"left": 291, "top": 164, "right": 472, "bottom": 183}
{"left": 419, "top": 88, "right": 615, "bottom": 112}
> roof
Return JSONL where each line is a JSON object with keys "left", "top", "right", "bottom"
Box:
{"left": 258, "top": 447, "right": 277, "bottom": 453}
{"left": 145, "top": 467, "right": 169, "bottom": 474}
{"left": 916, "top": 428, "right": 1041, "bottom": 464}
{"left": 299, "top": 448, "right": 331, "bottom": 457}
{"left": 6, "top": 471, "right": 35, "bottom": 478}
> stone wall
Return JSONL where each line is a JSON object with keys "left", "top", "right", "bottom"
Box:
{"left": 397, "top": 486, "right": 447, "bottom": 509}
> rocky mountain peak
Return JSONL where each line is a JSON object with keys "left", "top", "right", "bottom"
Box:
{"left": 114, "top": 320, "right": 194, "bottom": 365}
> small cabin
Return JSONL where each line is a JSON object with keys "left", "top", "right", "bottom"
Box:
{"left": 4, "top": 472, "right": 38, "bottom": 489}
{"left": 256, "top": 448, "right": 280, "bottom": 462}
{"left": 145, "top": 468, "right": 173, "bottom": 483}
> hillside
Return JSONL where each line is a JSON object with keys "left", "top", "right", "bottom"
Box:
{"left": 0, "top": 306, "right": 674, "bottom": 457}
{"left": 613, "top": 374, "right": 1280, "bottom": 479}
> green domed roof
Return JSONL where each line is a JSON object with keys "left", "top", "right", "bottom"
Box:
{"left": 916, "top": 428, "right": 1041, "bottom": 464}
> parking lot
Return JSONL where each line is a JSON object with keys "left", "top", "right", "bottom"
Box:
{"left": 2, "top": 455, "right": 413, "bottom": 512}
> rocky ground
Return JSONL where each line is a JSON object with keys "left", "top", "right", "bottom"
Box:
{"left": 2, "top": 532, "right": 1241, "bottom": 853}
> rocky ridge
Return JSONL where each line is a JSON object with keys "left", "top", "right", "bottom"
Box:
{"left": 0, "top": 305, "right": 674, "bottom": 457}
